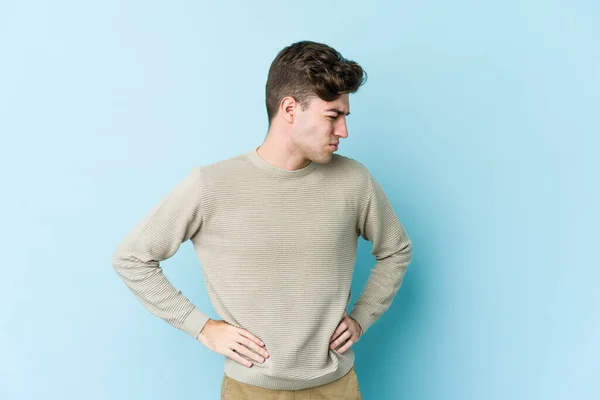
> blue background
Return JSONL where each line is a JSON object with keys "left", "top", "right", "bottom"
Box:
{"left": 1, "top": 1, "right": 598, "bottom": 399}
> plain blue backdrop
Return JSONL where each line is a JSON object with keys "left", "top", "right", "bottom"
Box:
{"left": 1, "top": 1, "right": 598, "bottom": 399}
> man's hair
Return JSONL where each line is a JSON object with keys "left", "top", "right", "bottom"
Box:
{"left": 265, "top": 40, "right": 367, "bottom": 125}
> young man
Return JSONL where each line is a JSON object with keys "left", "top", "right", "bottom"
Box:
{"left": 112, "top": 40, "right": 412, "bottom": 399}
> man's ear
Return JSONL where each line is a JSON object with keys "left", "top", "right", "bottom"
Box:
{"left": 280, "top": 96, "right": 296, "bottom": 123}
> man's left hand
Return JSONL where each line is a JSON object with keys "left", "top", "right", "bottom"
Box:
{"left": 329, "top": 311, "right": 363, "bottom": 354}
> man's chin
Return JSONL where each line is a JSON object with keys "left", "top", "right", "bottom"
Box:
{"left": 313, "top": 154, "right": 333, "bottom": 165}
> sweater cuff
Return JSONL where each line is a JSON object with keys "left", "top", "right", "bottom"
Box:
{"left": 181, "top": 307, "right": 211, "bottom": 340}
{"left": 348, "top": 306, "right": 373, "bottom": 336}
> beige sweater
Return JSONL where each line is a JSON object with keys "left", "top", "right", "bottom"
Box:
{"left": 112, "top": 147, "right": 412, "bottom": 390}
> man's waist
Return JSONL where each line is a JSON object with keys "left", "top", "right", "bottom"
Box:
{"left": 222, "top": 348, "right": 355, "bottom": 391}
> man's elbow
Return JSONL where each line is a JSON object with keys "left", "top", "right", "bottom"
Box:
{"left": 398, "top": 240, "right": 412, "bottom": 265}
{"left": 111, "top": 243, "right": 130, "bottom": 274}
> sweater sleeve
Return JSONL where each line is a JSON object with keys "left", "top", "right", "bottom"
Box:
{"left": 111, "top": 167, "right": 210, "bottom": 340}
{"left": 348, "top": 172, "right": 413, "bottom": 335}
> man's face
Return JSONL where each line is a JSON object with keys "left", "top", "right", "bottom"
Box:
{"left": 291, "top": 93, "right": 350, "bottom": 164}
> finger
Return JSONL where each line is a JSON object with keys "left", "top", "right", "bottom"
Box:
{"left": 234, "top": 343, "right": 266, "bottom": 364}
{"left": 330, "top": 330, "right": 351, "bottom": 350}
{"left": 237, "top": 333, "right": 270, "bottom": 359}
{"left": 228, "top": 349, "right": 253, "bottom": 368}
{"left": 237, "top": 328, "right": 265, "bottom": 348}
{"left": 330, "top": 321, "right": 348, "bottom": 343}
{"left": 336, "top": 338, "right": 354, "bottom": 354}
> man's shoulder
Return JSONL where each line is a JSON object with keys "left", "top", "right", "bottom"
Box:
{"left": 327, "top": 154, "right": 374, "bottom": 204}
{"left": 329, "top": 153, "right": 372, "bottom": 181}
{"left": 193, "top": 151, "right": 252, "bottom": 180}
{"left": 331, "top": 153, "right": 367, "bottom": 169}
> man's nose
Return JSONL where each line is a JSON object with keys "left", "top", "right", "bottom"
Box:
{"left": 335, "top": 120, "right": 349, "bottom": 138}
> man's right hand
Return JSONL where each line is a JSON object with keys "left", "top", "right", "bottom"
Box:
{"left": 196, "top": 319, "right": 269, "bottom": 368}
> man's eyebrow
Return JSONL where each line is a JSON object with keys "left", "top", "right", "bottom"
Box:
{"left": 325, "top": 108, "right": 351, "bottom": 116}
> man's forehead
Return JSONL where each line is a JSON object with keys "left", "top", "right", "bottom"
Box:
{"left": 321, "top": 96, "right": 350, "bottom": 114}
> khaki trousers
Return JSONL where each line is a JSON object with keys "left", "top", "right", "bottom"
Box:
{"left": 220, "top": 366, "right": 362, "bottom": 399}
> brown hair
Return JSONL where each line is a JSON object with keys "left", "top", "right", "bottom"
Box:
{"left": 265, "top": 40, "right": 367, "bottom": 125}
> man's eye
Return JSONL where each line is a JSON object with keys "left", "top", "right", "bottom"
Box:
{"left": 327, "top": 115, "right": 337, "bottom": 119}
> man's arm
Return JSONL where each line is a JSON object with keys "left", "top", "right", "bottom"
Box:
{"left": 111, "top": 167, "right": 210, "bottom": 340}
{"left": 348, "top": 172, "right": 413, "bottom": 335}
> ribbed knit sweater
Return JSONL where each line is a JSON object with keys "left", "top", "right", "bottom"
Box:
{"left": 112, "top": 147, "right": 412, "bottom": 390}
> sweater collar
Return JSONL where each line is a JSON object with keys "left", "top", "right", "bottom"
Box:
{"left": 246, "top": 146, "right": 318, "bottom": 178}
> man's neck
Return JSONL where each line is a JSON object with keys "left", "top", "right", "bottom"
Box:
{"left": 256, "top": 133, "right": 311, "bottom": 171}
